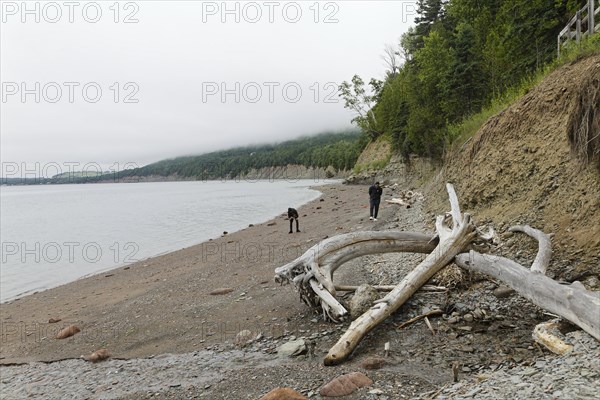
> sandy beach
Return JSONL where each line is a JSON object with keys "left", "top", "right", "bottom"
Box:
{"left": 0, "top": 183, "right": 384, "bottom": 364}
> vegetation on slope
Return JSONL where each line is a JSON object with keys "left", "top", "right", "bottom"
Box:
{"left": 340, "top": 0, "right": 590, "bottom": 159}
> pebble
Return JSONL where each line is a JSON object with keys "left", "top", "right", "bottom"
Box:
{"left": 0, "top": 349, "right": 288, "bottom": 400}
{"left": 418, "top": 330, "right": 600, "bottom": 399}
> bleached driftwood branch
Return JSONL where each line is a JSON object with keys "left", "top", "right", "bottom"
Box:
{"left": 274, "top": 231, "right": 437, "bottom": 322}
{"left": 508, "top": 225, "right": 552, "bottom": 274}
{"left": 455, "top": 251, "right": 600, "bottom": 341}
{"left": 324, "top": 184, "right": 477, "bottom": 365}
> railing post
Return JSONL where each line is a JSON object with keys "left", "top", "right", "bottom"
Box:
{"left": 576, "top": 10, "right": 582, "bottom": 43}
{"left": 589, "top": 0, "right": 595, "bottom": 34}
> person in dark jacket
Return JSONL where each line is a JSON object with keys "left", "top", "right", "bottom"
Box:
{"left": 368, "top": 182, "right": 383, "bottom": 221}
{"left": 288, "top": 207, "right": 300, "bottom": 233}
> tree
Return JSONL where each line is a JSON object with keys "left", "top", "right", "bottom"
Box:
{"left": 381, "top": 43, "right": 401, "bottom": 78}
{"left": 338, "top": 75, "right": 384, "bottom": 139}
{"left": 443, "top": 23, "right": 487, "bottom": 121}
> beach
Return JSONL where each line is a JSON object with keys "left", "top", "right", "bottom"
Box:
{"left": 0, "top": 183, "right": 378, "bottom": 364}
{"left": 1, "top": 182, "right": 598, "bottom": 400}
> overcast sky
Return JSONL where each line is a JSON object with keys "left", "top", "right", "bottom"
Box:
{"left": 1, "top": 1, "right": 415, "bottom": 174}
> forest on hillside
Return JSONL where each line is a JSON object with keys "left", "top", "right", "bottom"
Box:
{"left": 1, "top": 132, "right": 363, "bottom": 184}
{"left": 340, "top": 0, "right": 585, "bottom": 158}
{"left": 113, "top": 131, "right": 364, "bottom": 181}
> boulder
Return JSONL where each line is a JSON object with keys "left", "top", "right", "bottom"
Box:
{"left": 320, "top": 372, "right": 373, "bottom": 397}
{"left": 259, "top": 387, "right": 307, "bottom": 400}
{"left": 234, "top": 330, "right": 257, "bottom": 347}
{"left": 277, "top": 339, "right": 306, "bottom": 357}
{"left": 349, "top": 284, "right": 379, "bottom": 319}
{"left": 360, "top": 356, "right": 387, "bottom": 370}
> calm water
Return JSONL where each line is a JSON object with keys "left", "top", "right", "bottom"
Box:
{"left": 0, "top": 180, "right": 329, "bottom": 302}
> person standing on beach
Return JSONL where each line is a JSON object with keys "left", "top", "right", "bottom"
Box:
{"left": 288, "top": 207, "right": 300, "bottom": 233}
{"left": 368, "top": 182, "right": 383, "bottom": 221}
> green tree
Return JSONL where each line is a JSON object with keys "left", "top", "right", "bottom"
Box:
{"left": 443, "top": 23, "right": 487, "bottom": 120}
{"left": 338, "top": 75, "right": 384, "bottom": 139}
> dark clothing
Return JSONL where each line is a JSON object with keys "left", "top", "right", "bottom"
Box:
{"left": 368, "top": 184, "right": 383, "bottom": 201}
{"left": 370, "top": 199, "right": 380, "bottom": 219}
{"left": 368, "top": 184, "right": 382, "bottom": 218}
{"left": 287, "top": 208, "right": 299, "bottom": 219}
{"left": 288, "top": 207, "right": 300, "bottom": 233}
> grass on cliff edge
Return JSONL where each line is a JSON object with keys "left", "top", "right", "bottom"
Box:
{"left": 447, "top": 33, "right": 600, "bottom": 151}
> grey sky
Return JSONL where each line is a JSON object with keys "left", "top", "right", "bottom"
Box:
{"left": 1, "top": 1, "right": 415, "bottom": 174}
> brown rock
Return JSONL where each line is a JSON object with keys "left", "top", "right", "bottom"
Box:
{"left": 493, "top": 286, "right": 515, "bottom": 298}
{"left": 55, "top": 325, "right": 80, "bottom": 339}
{"left": 209, "top": 288, "right": 234, "bottom": 295}
{"left": 320, "top": 372, "right": 373, "bottom": 397}
{"left": 360, "top": 356, "right": 387, "bottom": 370}
{"left": 85, "top": 348, "right": 110, "bottom": 362}
{"left": 48, "top": 318, "right": 61, "bottom": 324}
{"left": 259, "top": 387, "right": 308, "bottom": 400}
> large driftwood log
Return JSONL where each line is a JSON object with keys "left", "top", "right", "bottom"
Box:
{"left": 324, "top": 184, "right": 477, "bottom": 365}
{"left": 455, "top": 223, "right": 599, "bottom": 341}
{"left": 275, "top": 231, "right": 437, "bottom": 322}
{"left": 455, "top": 251, "right": 600, "bottom": 341}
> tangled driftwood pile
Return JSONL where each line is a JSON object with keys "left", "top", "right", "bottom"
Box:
{"left": 384, "top": 188, "right": 424, "bottom": 208}
{"left": 275, "top": 184, "right": 600, "bottom": 365}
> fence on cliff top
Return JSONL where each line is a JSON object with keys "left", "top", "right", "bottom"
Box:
{"left": 558, "top": 0, "right": 600, "bottom": 57}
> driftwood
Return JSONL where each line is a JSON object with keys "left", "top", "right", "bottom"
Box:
{"left": 275, "top": 231, "right": 437, "bottom": 322}
{"left": 324, "top": 184, "right": 478, "bottom": 365}
{"left": 396, "top": 309, "right": 443, "bottom": 329}
{"left": 532, "top": 320, "right": 574, "bottom": 355}
{"left": 455, "top": 251, "right": 600, "bottom": 341}
{"left": 335, "top": 285, "right": 447, "bottom": 293}
{"left": 508, "top": 225, "right": 551, "bottom": 273}
{"left": 385, "top": 189, "right": 423, "bottom": 208}
{"left": 274, "top": 183, "right": 600, "bottom": 365}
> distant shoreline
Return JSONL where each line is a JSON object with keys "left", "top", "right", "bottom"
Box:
{"left": 1, "top": 174, "right": 348, "bottom": 187}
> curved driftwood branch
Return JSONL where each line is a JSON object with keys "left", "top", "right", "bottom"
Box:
{"left": 455, "top": 251, "right": 600, "bottom": 341}
{"left": 275, "top": 231, "right": 437, "bottom": 322}
{"left": 324, "top": 184, "right": 478, "bottom": 365}
{"left": 508, "top": 225, "right": 552, "bottom": 273}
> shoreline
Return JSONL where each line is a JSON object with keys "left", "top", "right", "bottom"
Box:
{"left": 0, "top": 182, "right": 375, "bottom": 364}
{"left": 0, "top": 180, "right": 332, "bottom": 304}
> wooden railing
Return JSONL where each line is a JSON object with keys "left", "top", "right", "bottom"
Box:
{"left": 558, "top": 0, "right": 600, "bottom": 57}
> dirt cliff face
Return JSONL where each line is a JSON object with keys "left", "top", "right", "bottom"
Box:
{"left": 426, "top": 54, "right": 600, "bottom": 279}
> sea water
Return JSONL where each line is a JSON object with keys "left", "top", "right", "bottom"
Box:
{"left": 0, "top": 180, "right": 330, "bottom": 302}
